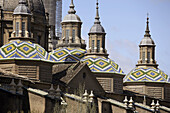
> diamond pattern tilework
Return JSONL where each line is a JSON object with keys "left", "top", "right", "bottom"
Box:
{"left": 50, "top": 48, "right": 86, "bottom": 62}
{"left": 81, "top": 56, "right": 124, "bottom": 74}
{"left": 0, "top": 41, "right": 53, "bottom": 62}
{"left": 124, "top": 67, "right": 169, "bottom": 82}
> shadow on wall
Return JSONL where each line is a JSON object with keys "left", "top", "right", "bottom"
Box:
{"left": 0, "top": 88, "right": 30, "bottom": 113}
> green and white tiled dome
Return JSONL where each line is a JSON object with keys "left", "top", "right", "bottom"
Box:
{"left": 81, "top": 56, "right": 124, "bottom": 74}
{"left": 50, "top": 48, "right": 86, "bottom": 62}
{"left": 124, "top": 67, "right": 169, "bottom": 83}
{"left": 0, "top": 41, "right": 52, "bottom": 62}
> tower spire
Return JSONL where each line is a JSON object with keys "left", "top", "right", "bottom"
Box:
{"left": 144, "top": 13, "right": 151, "bottom": 37}
{"left": 95, "top": 0, "right": 100, "bottom": 24}
{"left": 68, "top": 0, "right": 76, "bottom": 14}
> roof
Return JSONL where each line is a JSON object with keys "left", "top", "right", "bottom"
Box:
{"left": 124, "top": 67, "right": 170, "bottom": 83}
{"left": 81, "top": 56, "right": 124, "bottom": 74}
{"left": 62, "top": 14, "right": 81, "bottom": 23}
{"left": 140, "top": 37, "right": 155, "bottom": 46}
{"left": 50, "top": 48, "right": 86, "bottom": 63}
{"left": 89, "top": 24, "right": 105, "bottom": 34}
{"left": 89, "top": 0, "right": 105, "bottom": 34}
{"left": 3, "top": 0, "right": 45, "bottom": 15}
{"left": 0, "top": 41, "right": 53, "bottom": 62}
{"left": 62, "top": 0, "right": 81, "bottom": 23}
{"left": 13, "top": 0, "right": 31, "bottom": 15}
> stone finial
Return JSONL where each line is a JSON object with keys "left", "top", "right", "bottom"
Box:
{"left": 17, "top": 80, "right": 23, "bottom": 95}
{"left": 9, "top": 79, "right": 16, "bottom": 94}
{"left": 156, "top": 100, "right": 160, "bottom": 111}
{"left": 56, "top": 85, "right": 61, "bottom": 98}
{"left": 144, "top": 13, "right": 151, "bottom": 37}
{"left": 89, "top": 90, "right": 94, "bottom": 102}
{"left": 123, "top": 96, "right": 128, "bottom": 107}
{"left": 83, "top": 90, "right": 89, "bottom": 102}
{"left": 151, "top": 100, "right": 155, "bottom": 111}
{"left": 143, "top": 95, "right": 146, "bottom": 105}
{"left": 128, "top": 97, "right": 134, "bottom": 108}
{"left": 68, "top": 0, "right": 76, "bottom": 14}
{"left": 48, "top": 84, "right": 55, "bottom": 98}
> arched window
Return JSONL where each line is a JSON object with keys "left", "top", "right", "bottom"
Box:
{"left": 83, "top": 73, "right": 86, "bottom": 79}
{"left": 147, "top": 51, "right": 150, "bottom": 63}
{"left": 66, "top": 29, "right": 69, "bottom": 44}
{"left": 22, "top": 22, "right": 25, "bottom": 37}
{"left": 72, "top": 29, "right": 75, "bottom": 43}
{"left": 38, "top": 36, "right": 41, "bottom": 44}
{"left": 97, "top": 40, "right": 100, "bottom": 52}
{"left": 92, "top": 40, "right": 95, "bottom": 52}
{"left": 142, "top": 52, "right": 145, "bottom": 63}
{"left": 16, "top": 22, "right": 19, "bottom": 37}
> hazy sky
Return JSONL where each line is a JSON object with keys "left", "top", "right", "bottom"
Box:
{"left": 62, "top": 0, "right": 170, "bottom": 76}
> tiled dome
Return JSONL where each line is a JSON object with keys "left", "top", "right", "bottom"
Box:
{"left": 50, "top": 48, "right": 86, "bottom": 62}
{"left": 81, "top": 56, "right": 124, "bottom": 74}
{"left": 124, "top": 67, "right": 169, "bottom": 83}
{"left": 0, "top": 41, "right": 52, "bottom": 62}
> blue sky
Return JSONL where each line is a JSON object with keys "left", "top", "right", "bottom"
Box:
{"left": 62, "top": 0, "right": 170, "bottom": 75}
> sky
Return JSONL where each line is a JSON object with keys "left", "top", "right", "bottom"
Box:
{"left": 62, "top": 0, "right": 170, "bottom": 76}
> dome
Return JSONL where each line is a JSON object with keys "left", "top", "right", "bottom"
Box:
{"left": 140, "top": 37, "right": 155, "bottom": 46}
{"left": 62, "top": 14, "right": 81, "bottom": 23}
{"left": 50, "top": 48, "right": 86, "bottom": 62}
{"left": 13, "top": 0, "right": 31, "bottom": 15}
{"left": 124, "top": 67, "right": 169, "bottom": 83}
{"left": 89, "top": 24, "right": 105, "bottom": 34}
{"left": 0, "top": 41, "right": 53, "bottom": 62}
{"left": 62, "top": 0, "right": 81, "bottom": 23}
{"left": 81, "top": 56, "right": 124, "bottom": 74}
{"left": 3, "top": 0, "right": 45, "bottom": 15}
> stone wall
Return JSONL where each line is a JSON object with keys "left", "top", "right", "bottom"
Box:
{"left": 0, "top": 60, "right": 53, "bottom": 83}
{"left": 0, "top": 88, "right": 23, "bottom": 113}
{"left": 95, "top": 73, "right": 124, "bottom": 94}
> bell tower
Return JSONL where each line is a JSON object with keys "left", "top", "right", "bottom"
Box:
{"left": 137, "top": 15, "right": 158, "bottom": 68}
{"left": 56, "top": 0, "right": 86, "bottom": 49}
{"left": 86, "top": 0, "right": 108, "bottom": 57}
{"left": 9, "top": 0, "right": 32, "bottom": 42}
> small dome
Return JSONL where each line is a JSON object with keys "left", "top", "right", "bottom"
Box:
{"left": 124, "top": 67, "right": 169, "bottom": 83}
{"left": 0, "top": 41, "right": 52, "bottom": 62}
{"left": 62, "top": 14, "right": 81, "bottom": 23}
{"left": 13, "top": 0, "right": 31, "bottom": 15}
{"left": 50, "top": 48, "right": 86, "bottom": 62}
{"left": 81, "top": 56, "right": 124, "bottom": 74}
{"left": 62, "top": 0, "right": 81, "bottom": 23}
{"left": 140, "top": 37, "right": 155, "bottom": 46}
{"left": 89, "top": 24, "right": 105, "bottom": 34}
{"left": 3, "top": 0, "right": 45, "bottom": 15}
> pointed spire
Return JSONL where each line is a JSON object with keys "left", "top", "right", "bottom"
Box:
{"left": 144, "top": 13, "right": 151, "bottom": 37}
{"left": 68, "top": 0, "right": 76, "bottom": 14}
{"left": 94, "top": 0, "right": 101, "bottom": 24}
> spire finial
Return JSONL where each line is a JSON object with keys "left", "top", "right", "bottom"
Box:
{"left": 68, "top": 0, "right": 76, "bottom": 14}
{"left": 94, "top": 0, "right": 100, "bottom": 24}
{"left": 144, "top": 13, "right": 151, "bottom": 37}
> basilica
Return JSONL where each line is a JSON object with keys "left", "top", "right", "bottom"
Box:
{"left": 0, "top": 0, "right": 169, "bottom": 113}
